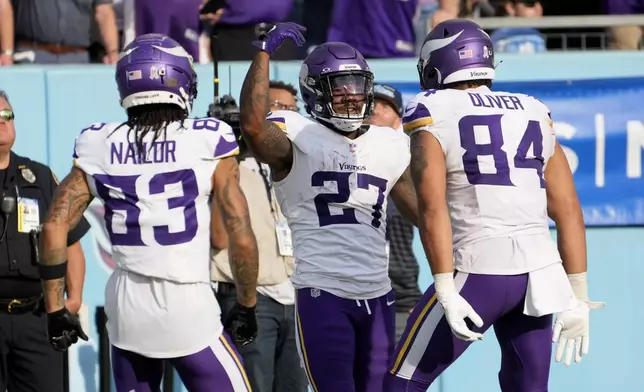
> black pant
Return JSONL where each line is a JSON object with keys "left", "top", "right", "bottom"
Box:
{"left": 0, "top": 304, "right": 63, "bottom": 392}
{"left": 216, "top": 283, "right": 308, "bottom": 392}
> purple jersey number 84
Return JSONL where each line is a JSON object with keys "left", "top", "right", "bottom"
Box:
{"left": 459, "top": 114, "right": 546, "bottom": 188}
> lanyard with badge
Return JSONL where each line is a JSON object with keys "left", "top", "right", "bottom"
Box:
{"left": 255, "top": 159, "right": 293, "bottom": 257}
{"left": 0, "top": 167, "right": 41, "bottom": 244}
{"left": 16, "top": 167, "right": 41, "bottom": 234}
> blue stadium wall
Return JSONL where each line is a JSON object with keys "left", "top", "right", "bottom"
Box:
{"left": 1, "top": 51, "right": 643, "bottom": 392}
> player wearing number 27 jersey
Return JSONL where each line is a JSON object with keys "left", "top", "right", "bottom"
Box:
{"left": 239, "top": 23, "right": 419, "bottom": 392}
{"left": 42, "top": 34, "right": 259, "bottom": 392}
{"left": 387, "top": 19, "right": 605, "bottom": 392}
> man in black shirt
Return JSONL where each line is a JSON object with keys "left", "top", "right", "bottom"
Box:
{"left": 366, "top": 84, "right": 422, "bottom": 341}
{"left": 0, "top": 90, "right": 90, "bottom": 391}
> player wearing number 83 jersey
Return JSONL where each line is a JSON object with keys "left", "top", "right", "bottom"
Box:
{"left": 387, "top": 19, "right": 604, "bottom": 392}
{"left": 239, "top": 24, "right": 419, "bottom": 392}
{"left": 44, "top": 34, "right": 259, "bottom": 392}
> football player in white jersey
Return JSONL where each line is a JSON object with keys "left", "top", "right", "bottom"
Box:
{"left": 387, "top": 19, "right": 605, "bottom": 392}
{"left": 238, "top": 23, "right": 419, "bottom": 392}
{"left": 38, "top": 34, "right": 258, "bottom": 392}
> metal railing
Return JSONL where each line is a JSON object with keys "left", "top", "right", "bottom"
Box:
{"left": 542, "top": 31, "right": 609, "bottom": 51}
{"left": 471, "top": 15, "right": 644, "bottom": 29}
{"left": 423, "top": 15, "right": 644, "bottom": 51}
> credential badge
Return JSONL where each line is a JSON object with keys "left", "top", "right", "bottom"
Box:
{"left": 21, "top": 168, "right": 36, "bottom": 183}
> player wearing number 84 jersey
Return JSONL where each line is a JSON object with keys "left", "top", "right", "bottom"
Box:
{"left": 43, "top": 34, "right": 259, "bottom": 392}
{"left": 239, "top": 23, "right": 419, "bottom": 392}
{"left": 387, "top": 19, "right": 605, "bottom": 392}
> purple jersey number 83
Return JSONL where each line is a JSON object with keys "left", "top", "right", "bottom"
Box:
{"left": 94, "top": 169, "right": 199, "bottom": 246}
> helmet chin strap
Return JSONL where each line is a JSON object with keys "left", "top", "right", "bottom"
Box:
{"left": 315, "top": 115, "right": 363, "bottom": 135}
{"left": 308, "top": 105, "right": 363, "bottom": 131}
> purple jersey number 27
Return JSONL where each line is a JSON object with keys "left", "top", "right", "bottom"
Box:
{"left": 312, "top": 171, "right": 388, "bottom": 228}
{"left": 459, "top": 114, "right": 546, "bottom": 188}
{"left": 94, "top": 169, "right": 199, "bottom": 246}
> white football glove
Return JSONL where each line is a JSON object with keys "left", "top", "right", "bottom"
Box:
{"left": 552, "top": 272, "right": 605, "bottom": 366}
{"left": 434, "top": 273, "right": 484, "bottom": 342}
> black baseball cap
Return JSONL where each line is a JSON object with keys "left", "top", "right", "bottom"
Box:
{"left": 373, "top": 83, "right": 403, "bottom": 116}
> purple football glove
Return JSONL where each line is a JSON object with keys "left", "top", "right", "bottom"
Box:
{"left": 252, "top": 22, "right": 306, "bottom": 56}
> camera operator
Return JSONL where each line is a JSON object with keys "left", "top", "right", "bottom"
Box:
{"left": 210, "top": 82, "right": 307, "bottom": 392}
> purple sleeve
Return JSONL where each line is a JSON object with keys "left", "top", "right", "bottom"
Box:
{"left": 266, "top": 113, "right": 287, "bottom": 128}
{"left": 402, "top": 100, "right": 433, "bottom": 133}
{"left": 266, "top": 109, "right": 288, "bottom": 132}
{"left": 213, "top": 136, "right": 240, "bottom": 159}
{"left": 212, "top": 123, "right": 240, "bottom": 159}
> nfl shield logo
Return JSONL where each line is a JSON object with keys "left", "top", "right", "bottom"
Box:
{"left": 349, "top": 143, "right": 357, "bottom": 153}
{"left": 310, "top": 289, "right": 320, "bottom": 298}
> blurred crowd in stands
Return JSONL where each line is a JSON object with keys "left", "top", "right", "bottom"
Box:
{"left": 0, "top": 0, "right": 642, "bottom": 67}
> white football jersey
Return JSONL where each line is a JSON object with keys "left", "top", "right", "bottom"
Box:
{"left": 268, "top": 110, "right": 410, "bottom": 300}
{"left": 404, "top": 86, "right": 561, "bottom": 274}
{"left": 73, "top": 118, "right": 239, "bottom": 283}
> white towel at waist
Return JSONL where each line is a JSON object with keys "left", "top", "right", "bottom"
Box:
{"left": 524, "top": 262, "right": 577, "bottom": 317}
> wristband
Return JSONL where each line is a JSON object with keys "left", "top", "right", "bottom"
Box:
{"left": 39, "top": 261, "right": 68, "bottom": 280}
{"left": 47, "top": 307, "right": 68, "bottom": 317}
{"left": 236, "top": 302, "right": 256, "bottom": 312}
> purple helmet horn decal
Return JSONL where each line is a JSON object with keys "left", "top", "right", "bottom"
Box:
{"left": 417, "top": 19, "right": 495, "bottom": 90}
{"left": 115, "top": 34, "right": 198, "bottom": 115}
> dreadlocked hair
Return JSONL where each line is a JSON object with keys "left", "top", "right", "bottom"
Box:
{"left": 114, "top": 104, "right": 187, "bottom": 155}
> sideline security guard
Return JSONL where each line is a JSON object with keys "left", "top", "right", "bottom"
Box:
{"left": 0, "top": 90, "right": 90, "bottom": 392}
